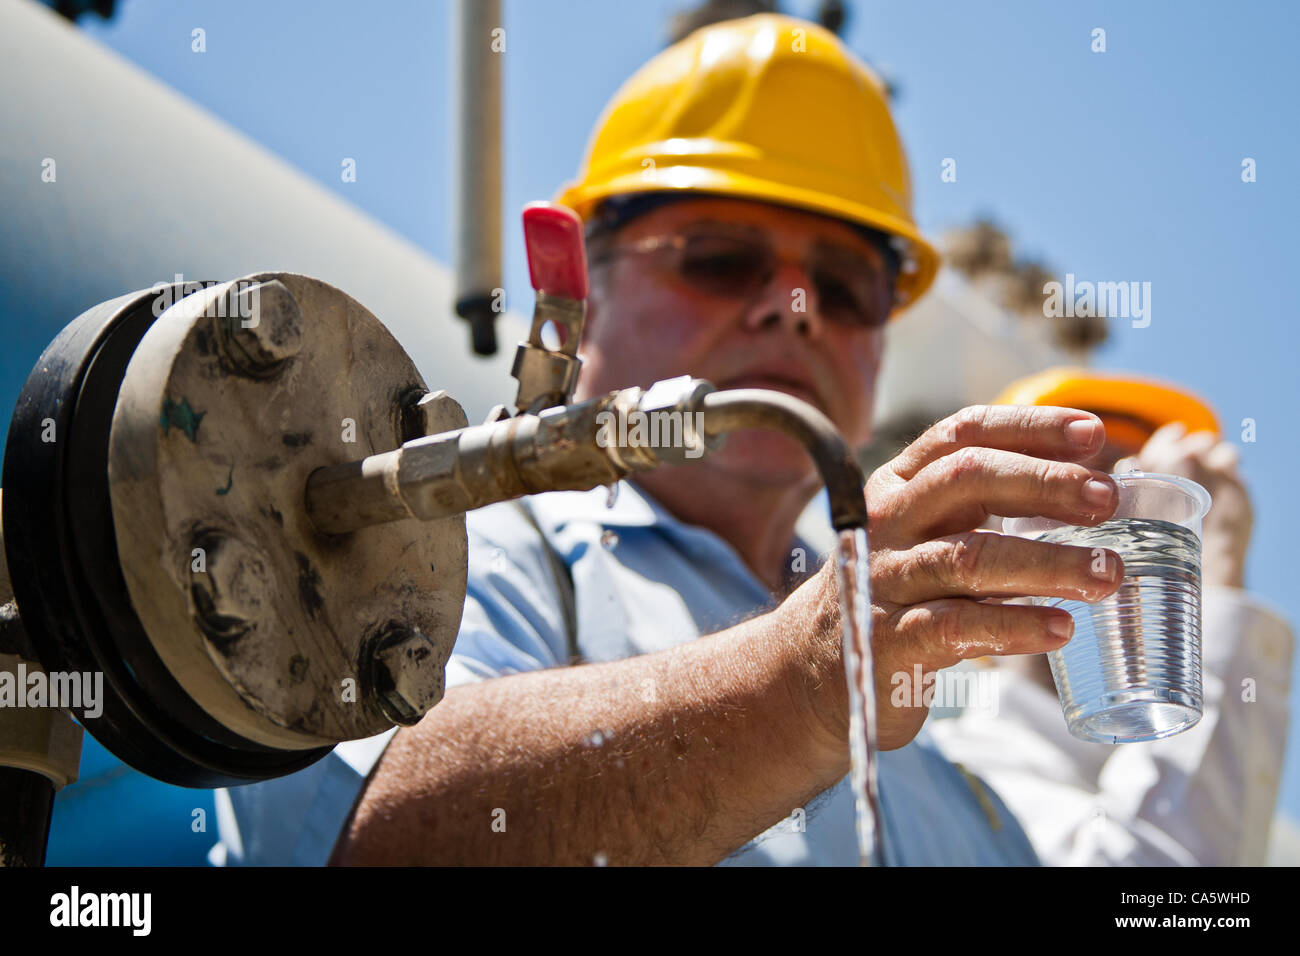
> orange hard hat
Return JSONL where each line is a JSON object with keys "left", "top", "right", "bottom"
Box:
{"left": 993, "top": 368, "right": 1220, "bottom": 446}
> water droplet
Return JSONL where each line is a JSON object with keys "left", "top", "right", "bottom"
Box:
{"left": 587, "top": 729, "right": 605, "bottom": 747}
{"left": 605, "top": 482, "right": 620, "bottom": 508}
{"left": 600, "top": 529, "right": 619, "bottom": 550}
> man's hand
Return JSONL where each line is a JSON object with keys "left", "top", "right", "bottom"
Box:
{"left": 795, "top": 405, "right": 1127, "bottom": 755}
{"left": 333, "top": 404, "right": 1128, "bottom": 866}
{"left": 1126, "top": 423, "right": 1253, "bottom": 588}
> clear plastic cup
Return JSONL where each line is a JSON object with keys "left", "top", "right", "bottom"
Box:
{"left": 1004, "top": 471, "right": 1212, "bottom": 744}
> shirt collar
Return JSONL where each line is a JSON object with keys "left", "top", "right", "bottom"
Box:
{"left": 525, "top": 479, "right": 824, "bottom": 588}
{"left": 525, "top": 479, "right": 674, "bottom": 531}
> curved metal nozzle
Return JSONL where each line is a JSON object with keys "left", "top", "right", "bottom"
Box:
{"left": 305, "top": 377, "right": 868, "bottom": 537}
{"left": 700, "top": 389, "right": 868, "bottom": 532}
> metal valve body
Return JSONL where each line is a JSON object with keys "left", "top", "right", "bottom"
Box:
{"left": 2, "top": 273, "right": 468, "bottom": 785}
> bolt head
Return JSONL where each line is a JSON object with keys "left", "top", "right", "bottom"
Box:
{"left": 399, "top": 389, "right": 468, "bottom": 444}
{"left": 221, "top": 280, "right": 303, "bottom": 375}
{"left": 368, "top": 625, "right": 444, "bottom": 725}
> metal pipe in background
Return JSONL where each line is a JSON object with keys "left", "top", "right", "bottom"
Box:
{"left": 455, "top": 0, "right": 504, "bottom": 356}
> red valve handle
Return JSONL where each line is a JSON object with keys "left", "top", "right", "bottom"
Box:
{"left": 522, "top": 202, "right": 588, "bottom": 300}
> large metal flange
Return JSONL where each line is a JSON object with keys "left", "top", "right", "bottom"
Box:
{"left": 4, "top": 284, "right": 333, "bottom": 786}
{"left": 108, "top": 273, "right": 468, "bottom": 751}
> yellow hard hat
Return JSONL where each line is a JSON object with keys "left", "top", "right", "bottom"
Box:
{"left": 554, "top": 13, "right": 940, "bottom": 314}
{"left": 993, "top": 368, "right": 1221, "bottom": 444}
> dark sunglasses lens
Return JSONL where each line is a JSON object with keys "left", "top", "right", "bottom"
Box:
{"left": 678, "top": 235, "right": 768, "bottom": 296}
{"left": 814, "top": 251, "right": 893, "bottom": 328}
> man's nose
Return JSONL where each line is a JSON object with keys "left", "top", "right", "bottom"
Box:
{"left": 741, "top": 260, "right": 825, "bottom": 339}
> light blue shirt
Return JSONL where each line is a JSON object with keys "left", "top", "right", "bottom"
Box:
{"left": 213, "top": 481, "right": 1038, "bottom": 866}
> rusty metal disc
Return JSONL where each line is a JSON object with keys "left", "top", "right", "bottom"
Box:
{"left": 108, "top": 273, "right": 467, "bottom": 750}
{"left": 4, "top": 284, "right": 331, "bottom": 786}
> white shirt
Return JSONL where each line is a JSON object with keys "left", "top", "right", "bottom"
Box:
{"left": 927, "top": 585, "right": 1294, "bottom": 866}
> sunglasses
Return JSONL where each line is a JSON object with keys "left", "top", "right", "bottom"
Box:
{"left": 590, "top": 225, "right": 897, "bottom": 330}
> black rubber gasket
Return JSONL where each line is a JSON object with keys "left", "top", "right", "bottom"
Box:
{"left": 3, "top": 286, "right": 331, "bottom": 787}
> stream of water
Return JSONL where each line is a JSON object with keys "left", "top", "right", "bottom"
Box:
{"left": 836, "top": 527, "right": 884, "bottom": 866}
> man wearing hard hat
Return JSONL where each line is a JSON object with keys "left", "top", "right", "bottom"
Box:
{"left": 929, "top": 369, "right": 1293, "bottom": 866}
{"left": 217, "top": 15, "right": 1134, "bottom": 866}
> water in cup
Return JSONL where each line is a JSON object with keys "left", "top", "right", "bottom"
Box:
{"left": 1004, "top": 472, "right": 1211, "bottom": 744}
{"left": 1037, "top": 516, "right": 1202, "bottom": 743}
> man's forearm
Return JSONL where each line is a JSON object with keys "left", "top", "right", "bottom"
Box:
{"left": 331, "top": 577, "right": 847, "bottom": 865}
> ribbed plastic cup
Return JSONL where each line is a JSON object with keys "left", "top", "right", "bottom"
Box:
{"left": 1004, "top": 472, "right": 1212, "bottom": 744}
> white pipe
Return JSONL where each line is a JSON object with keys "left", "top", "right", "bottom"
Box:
{"left": 454, "top": 0, "right": 504, "bottom": 355}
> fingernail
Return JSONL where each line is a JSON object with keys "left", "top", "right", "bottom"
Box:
{"left": 1066, "top": 419, "right": 1102, "bottom": 447}
{"left": 1046, "top": 616, "right": 1074, "bottom": 641}
{"left": 1082, "top": 479, "right": 1114, "bottom": 507}
{"left": 1090, "top": 551, "right": 1118, "bottom": 581}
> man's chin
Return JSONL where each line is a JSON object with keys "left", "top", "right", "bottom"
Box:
{"left": 705, "top": 432, "right": 820, "bottom": 486}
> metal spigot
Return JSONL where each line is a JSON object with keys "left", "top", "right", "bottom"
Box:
{"left": 305, "top": 376, "right": 727, "bottom": 534}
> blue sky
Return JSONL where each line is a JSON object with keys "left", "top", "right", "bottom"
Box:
{"left": 66, "top": 0, "right": 1300, "bottom": 825}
